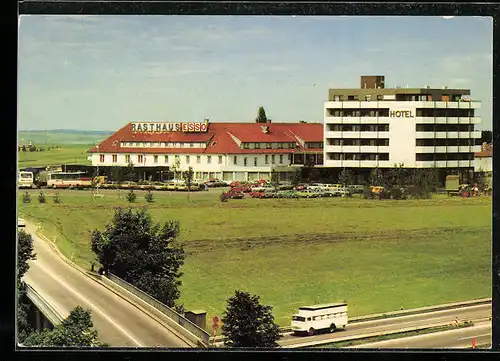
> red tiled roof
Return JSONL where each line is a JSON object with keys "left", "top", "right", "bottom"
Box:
{"left": 89, "top": 122, "right": 324, "bottom": 155}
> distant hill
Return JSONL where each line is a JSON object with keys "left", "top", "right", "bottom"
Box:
{"left": 18, "top": 130, "right": 113, "bottom": 145}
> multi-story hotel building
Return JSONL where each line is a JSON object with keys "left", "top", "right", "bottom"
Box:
{"left": 88, "top": 120, "right": 324, "bottom": 182}
{"left": 324, "top": 76, "right": 482, "bottom": 179}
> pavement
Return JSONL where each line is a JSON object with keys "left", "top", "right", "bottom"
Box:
{"left": 346, "top": 321, "right": 491, "bottom": 349}
{"left": 22, "top": 221, "right": 192, "bottom": 348}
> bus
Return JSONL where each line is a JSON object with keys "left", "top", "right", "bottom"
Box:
{"left": 47, "top": 172, "right": 92, "bottom": 189}
{"left": 291, "top": 303, "right": 348, "bottom": 336}
{"left": 18, "top": 171, "right": 34, "bottom": 189}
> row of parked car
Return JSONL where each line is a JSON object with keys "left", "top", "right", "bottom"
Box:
{"left": 224, "top": 181, "right": 367, "bottom": 199}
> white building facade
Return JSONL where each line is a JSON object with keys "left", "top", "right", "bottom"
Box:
{"left": 323, "top": 76, "right": 482, "bottom": 171}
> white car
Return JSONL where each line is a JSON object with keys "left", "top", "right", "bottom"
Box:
{"left": 18, "top": 218, "right": 26, "bottom": 227}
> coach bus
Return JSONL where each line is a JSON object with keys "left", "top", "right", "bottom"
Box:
{"left": 18, "top": 171, "right": 34, "bottom": 189}
{"left": 47, "top": 171, "right": 92, "bottom": 189}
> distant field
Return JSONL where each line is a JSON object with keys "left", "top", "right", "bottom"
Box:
{"left": 17, "top": 130, "right": 112, "bottom": 167}
{"left": 18, "top": 144, "right": 93, "bottom": 167}
{"left": 18, "top": 130, "right": 112, "bottom": 145}
{"left": 18, "top": 189, "right": 492, "bottom": 329}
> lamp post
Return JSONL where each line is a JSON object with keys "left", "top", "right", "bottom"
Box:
{"left": 96, "top": 145, "right": 100, "bottom": 195}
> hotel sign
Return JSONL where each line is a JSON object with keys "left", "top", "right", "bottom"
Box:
{"left": 131, "top": 120, "right": 209, "bottom": 133}
{"left": 389, "top": 109, "right": 415, "bottom": 118}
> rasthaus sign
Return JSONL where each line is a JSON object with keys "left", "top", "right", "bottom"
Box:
{"left": 132, "top": 120, "right": 209, "bottom": 133}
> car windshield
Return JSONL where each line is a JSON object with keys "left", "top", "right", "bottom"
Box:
{"left": 292, "top": 315, "right": 306, "bottom": 322}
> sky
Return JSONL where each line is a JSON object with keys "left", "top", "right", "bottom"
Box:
{"left": 18, "top": 15, "right": 493, "bottom": 131}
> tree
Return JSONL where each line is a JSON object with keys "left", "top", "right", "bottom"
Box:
{"left": 407, "top": 168, "right": 439, "bottom": 199}
{"left": 338, "top": 169, "right": 354, "bottom": 187}
{"left": 124, "top": 161, "right": 136, "bottom": 182}
{"left": 110, "top": 166, "right": 125, "bottom": 184}
{"left": 481, "top": 130, "right": 492, "bottom": 144}
{"left": 182, "top": 166, "right": 194, "bottom": 201}
{"left": 291, "top": 168, "right": 301, "bottom": 188}
{"left": 90, "top": 208, "right": 185, "bottom": 307}
{"left": 222, "top": 290, "right": 282, "bottom": 348}
{"left": 18, "top": 230, "right": 36, "bottom": 281}
{"left": 22, "top": 306, "right": 106, "bottom": 347}
{"left": 171, "top": 157, "right": 181, "bottom": 181}
{"left": 270, "top": 169, "right": 280, "bottom": 191}
{"left": 144, "top": 190, "right": 154, "bottom": 203}
{"left": 368, "top": 167, "right": 385, "bottom": 187}
{"left": 126, "top": 190, "right": 136, "bottom": 203}
{"left": 255, "top": 106, "right": 268, "bottom": 123}
{"left": 17, "top": 230, "right": 37, "bottom": 343}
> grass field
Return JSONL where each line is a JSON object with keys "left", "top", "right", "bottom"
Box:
{"left": 17, "top": 189, "right": 492, "bottom": 330}
{"left": 18, "top": 144, "right": 93, "bottom": 167}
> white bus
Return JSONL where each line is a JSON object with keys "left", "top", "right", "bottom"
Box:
{"left": 291, "top": 303, "right": 348, "bottom": 336}
{"left": 18, "top": 171, "right": 34, "bottom": 189}
{"left": 47, "top": 172, "right": 92, "bottom": 189}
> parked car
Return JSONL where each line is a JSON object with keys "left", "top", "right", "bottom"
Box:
{"left": 297, "top": 190, "right": 320, "bottom": 198}
{"left": 277, "top": 190, "right": 298, "bottom": 198}
{"left": 249, "top": 191, "right": 265, "bottom": 198}
{"left": 224, "top": 190, "right": 244, "bottom": 199}
{"left": 18, "top": 218, "right": 26, "bottom": 227}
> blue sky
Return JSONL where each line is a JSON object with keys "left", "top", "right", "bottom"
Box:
{"left": 18, "top": 15, "right": 493, "bottom": 131}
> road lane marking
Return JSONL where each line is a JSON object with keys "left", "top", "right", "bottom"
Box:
{"left": 35, "top": 260, "right": 144, "bottom": 347}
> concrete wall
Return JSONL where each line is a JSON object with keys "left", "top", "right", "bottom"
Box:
{"left": 105, "top": 273, "right": 210, "bottom": 346}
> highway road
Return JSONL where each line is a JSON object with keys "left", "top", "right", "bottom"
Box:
{"left": 347, "top": 321, "right": 491, "bottom": 349}
{"left": 22, "top": 221, "right": 192, "bottom": 348}
{"left": 280, "top": 304, "right": 491, "bottom": 347}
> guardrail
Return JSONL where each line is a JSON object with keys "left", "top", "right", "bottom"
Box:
{"left": 25, "top": 283, "right": 64, "bottom": 327}
{"left": 284, "top": 319, "right": 483, "bottom": 349}
{"left": 105, "top": 273, "right": 210, "bottom": 347}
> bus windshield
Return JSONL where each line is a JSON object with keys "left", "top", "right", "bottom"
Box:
{"left": 292, "top": 316, "right": 306, "bottom": 322}
{"left": 20, "top": 172, "right": 33, "bottom": 179}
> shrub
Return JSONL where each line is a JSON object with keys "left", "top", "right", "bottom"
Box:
{"left": 144, "top": 190, "right": 154, "bottom": 203}
{"left": 220, "top": 191, "right": 229, "bottom": 203}
{"left": 53, "top": 191, "right": 61, "bottom": 203}
{"left": 388, "top": 187, "right": 405, "bottom": 200}
{"left": 38, "top": 191, "right": 46, "bottom": 204}
{"left": 362, "top": 188, "right": 373, "bottom": 199}
{"left": 126, "top": 190, "right": 136, "bottom": 203}
{"left": 22, "top": 192, "right": 31, "bottom": 203}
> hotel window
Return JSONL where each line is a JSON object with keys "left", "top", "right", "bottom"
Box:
{"left": 154, "top": 155, "right": 158, "bottom": 164}
{"left": 288, "top": 154, "right": 292, "bottom": 162}
{"left": 186, "top": 155, "right": 190, "bottom": 164}
{"left": 164, "top": 155, "right": 169, "bottom": 163}
{"left": 278, "top": 143, "right": 284, "bottom": 149}
{"left": 175, "top": 155, "right": 180, "bottom": 163}
{"left": 218, "top": 156, "right": 223, "bottom": 164}
{"left": 243, "top": 143, "right": 250, "bottom": 149}
{"left": 112, "top": 154, "right": 117, "bottom": 163}
{"left": 99, "top": 154, "right": 105, "bottom": 163}
{"left": 233, "top": 156, "right": 237, "bottom": 165}
{"left": 265, "top": 155, "right": 269, "bottom": 164}
{"left": 125, "top": 155, "right": 131, "bottom": 163}
{"left": 266, "top": 143, "right": 272, "bottom": 149}
{"left": 244, "top": 158, "right": 248, "bottom": 166}
{"left": 138, "top": 155, "right": 143, "bottom": 163}
{"left": 197, "top": 155, "right": 201, "bottom": 164}
{"left": 279, "top": 155, "right": 283, "bottom": 164}
{"left": 255, "top": 143, "right": 261, "bottom": 149}
{"left": 271, "top": 155, "right": 276, "bottom": 164}
{"left": 207, "top": 156, "right": 212, "bottom": 164}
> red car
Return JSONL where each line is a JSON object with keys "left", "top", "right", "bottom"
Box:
{"left": 249, "top": 191, "right": 265, "bottom": 198}
{"left": 224, "top": 190, "right": 244, "bottom": 199}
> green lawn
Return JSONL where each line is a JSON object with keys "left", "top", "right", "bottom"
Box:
{"left": 18, "top": 189, "right": 492, "bottom": 330}
{"left": 18, "top": 144, "right": 93, "bottom": 167}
